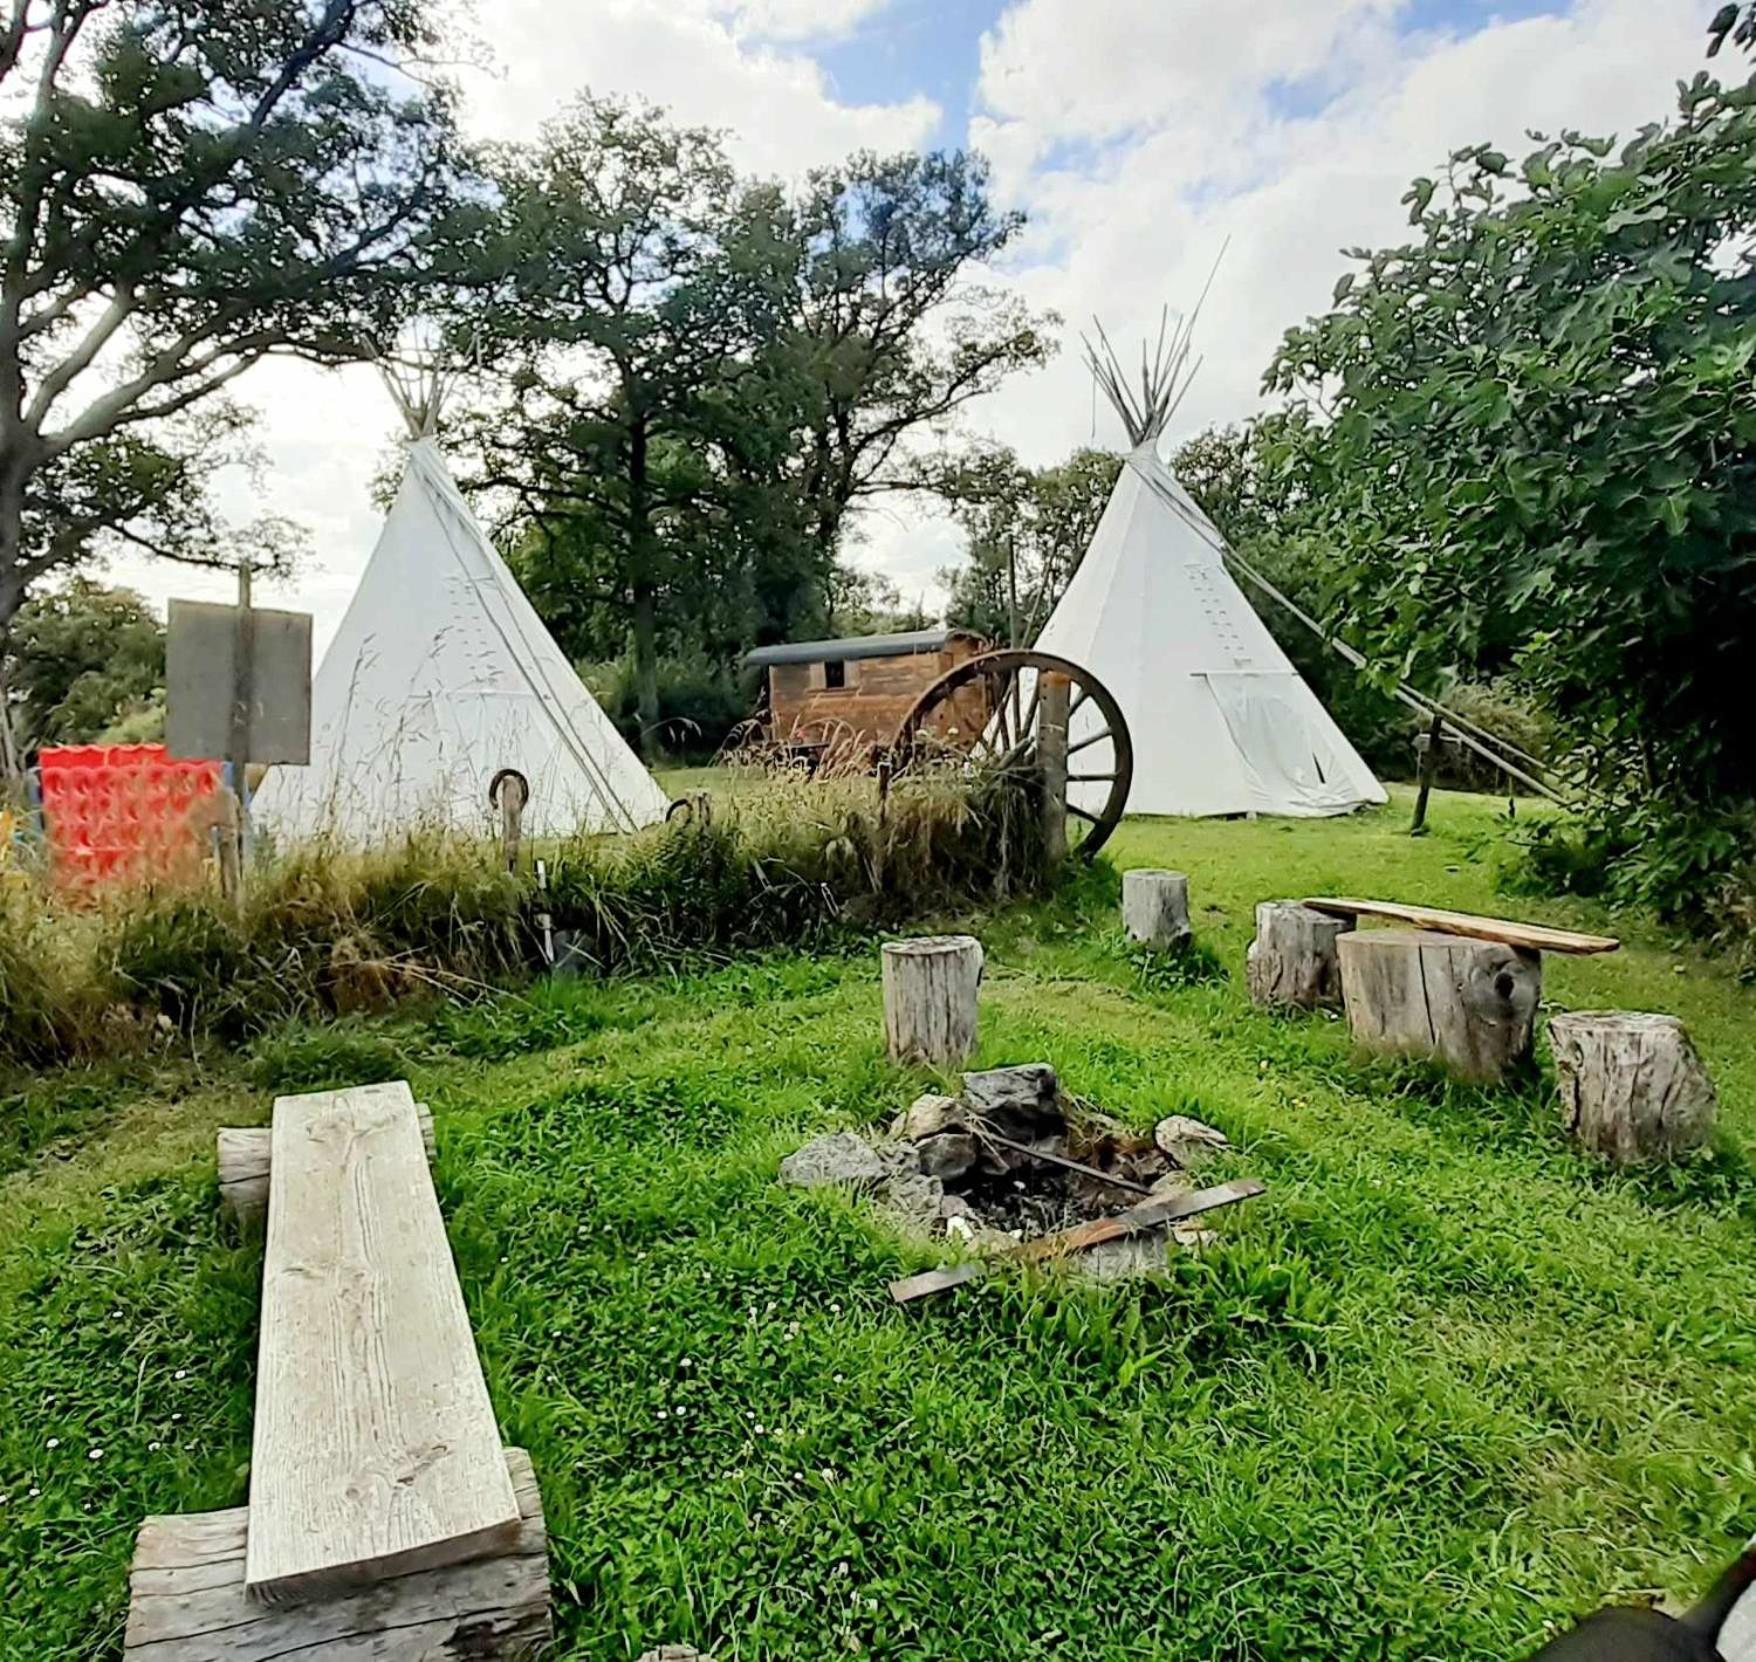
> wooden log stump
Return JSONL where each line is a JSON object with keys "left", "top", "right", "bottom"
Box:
{"left": 882, "top": 935, "right": 983, "bottom": 1066}
{"left": 1122, "top": 869, "right": 1190, "bottom": 949}
{"left": 1550, "top": 1011, "right": 1718, "bottom": 1163}
{"left": 1246, "top": 901, "right": 1352, "bottom": 1010}
{"left": 124, "top": 1447, "right": 551, "bottom": 1660}
{"left": 1338, "top": 928, "right": 1541, "bottom": 1082}
{"left": 217, "top": 1102, "right": 435, "bottom": 1223}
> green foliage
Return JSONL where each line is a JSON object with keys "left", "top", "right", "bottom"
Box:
{"left": 3, "top": 580, "right": 164, "bottom": 752}
{"left": 1263, "top": 81, "right": 1756, "bottom": 818}
{"left": 583, "top": 655, "right": 754, "bottom": 759}
{"left": 932, "top": 444, "right": 1120, "bottom": 642}
{"left": 0, "top": 0, "right": 471, "bottom": 636}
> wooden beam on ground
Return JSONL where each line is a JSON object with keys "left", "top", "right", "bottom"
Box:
{"left": 125, "top": 1447, "right": 550, "bottom": 1659}
{"left": 217, "top": 1103, "right": 435, "bottom": 1223}
{"left": 1304, "top": 897, "right": 1618, "bottom": 956}
{"left": 887, "top": 1179, "right": 1267, "bottom": 1304}
{"left": 245, "top": 1081, "right": 520, "bottom": 1606}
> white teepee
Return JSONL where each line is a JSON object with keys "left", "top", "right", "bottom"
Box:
{"left": 253, "top": 365, "right": 669, "bottom": 844}
{"left": 1037, "top": 309, "right": 1386, "bottom": 819}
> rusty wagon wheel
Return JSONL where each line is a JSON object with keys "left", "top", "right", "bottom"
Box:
{"left": 891, "top": 648, "right": 1134, "bottom": 858}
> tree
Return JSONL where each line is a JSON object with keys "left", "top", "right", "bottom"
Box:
{"left": 1262, "top": 73, "right": 1756, "bottom": 906}
{"left": 787, "top": 152, "right": 1054, "bottom": 568}
{"left": 3, "top": 576, "right": 163, "bottom": 750}
{"left": 933, "top": 443, "right": 1118, "bottom": 642}
{"left": 461, "top": 96, "right": 801, "bottom": 754}
{"left": 0, "top": 0, "right": 469, "bottom": 663}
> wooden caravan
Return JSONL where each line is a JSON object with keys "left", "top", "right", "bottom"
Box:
{"left": 746, "top": 628, "right": 992, "bottom": 762}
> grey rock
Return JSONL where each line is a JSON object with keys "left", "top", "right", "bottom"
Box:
{"left": 962, "top": 1063, "right": 1058, "bottom": 1120}
{"left": 1148, "top": 1172, "right": 1195, "bottom": 1199}
{"left": 875, "top": 1168, "right": 944, "bottom": 1229}
{"left": 778, "top": 1131, "right": 893, "bottom": 1191}
{"left": 892, "top": 1092, "right": 966, "bottom": 1141}
{"left": 637, "top": 1649, "right": 714, "bottom": 1662}
{"left": 915, "top": 1131, "right": 980, "bottom": 1181}
{"left": 1153, "top": 1115, "right": 1231, "bottom": 1165}
{"left": 938, "top": 1193, "right": 978, "bottom": 1223}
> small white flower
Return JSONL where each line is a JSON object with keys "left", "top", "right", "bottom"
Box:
{"left": 88, "top": 1448, "right": 103, "bottom": 1461}
{"left": 792, "top": 1470, "right": 804, "bottom": 1481}
{"left": 833, "top": 1374, "right": 844, "bottom": 1384}
{"left": 753, "top": 1424, "right": 765, "bottom": 1435}
{"left": 171, "top": 1413, "right": 182, "bottom": 1423}
{"left": 28, "top": 1487, "right": 39, "bottom": 1498}
{"left": 822, "top": 1469, "right": 838, "bottom": 1484}
{"left": 110, "top": 1310, "right": 121, "bottom": 1319}
{"left": 656, "top": 1408, "right": 669, "bottom": 1419}
{"left": 173, "top": 1369, "right": 186, "bottom": 1381}
{"left": 830, "top": 1303, "right": 842, "bottom": 1314}
{"left": 45, "top": 1437, "right": 59, "bottom": 1450}
{"left": 0, "top": 1496, "right": 8, "bottom": 1505}
{"left": 148, "top": 1442, "right": 160, "bottom": 1452}
{"left": 679, "top": 1357, "right": 693, "bottom": 1369}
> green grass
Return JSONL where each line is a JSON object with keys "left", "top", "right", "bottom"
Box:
{"left": 0, "top": 786, "right": 1751, "bottom": 1660}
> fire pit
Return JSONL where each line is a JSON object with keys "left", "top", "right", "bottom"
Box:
{"left": 779, "top": 1064, "right": 1241, "bottom": 1279}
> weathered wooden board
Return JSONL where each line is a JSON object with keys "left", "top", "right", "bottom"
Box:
{"left": 887, "top": 1179, "right": 1267, "bottom": 1303}
{"left": 125, "top": 1447, "right": 550, "bottom": 1659}
{"left": 1010, "top": 1178, "right": 1268, "bottom": 1265}
{"left": 881, "top": 935, "right": 983, "bottom": 1066}
{"left": 245, "top": 1082, "right": 520, "bottom": 1605}
{"left": 217, "top": 1104, "right": 434, "bottom": 1223}
{"left": 1305, "top": 896, "right": 1618, "bottom": 955}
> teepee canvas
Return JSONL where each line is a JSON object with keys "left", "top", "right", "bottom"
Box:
{"left": 253, "top": 373, "right": 669, "bottom": 844}
{"left": 1037, "top": 313, "right": 1385, "bottom": 820}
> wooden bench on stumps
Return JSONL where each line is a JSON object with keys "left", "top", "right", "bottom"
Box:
{"left": 125, "top": 1081, "right": 552, "bottom": 1658}
{"left": 1305, "top": 898, "right": 1619, "bottom": 1083}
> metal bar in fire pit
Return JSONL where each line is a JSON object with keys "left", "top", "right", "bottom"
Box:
{"left": 977, "top": 1130, "right": 1155, "bottom": 1198}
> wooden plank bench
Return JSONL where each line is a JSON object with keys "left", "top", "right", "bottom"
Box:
{"left": 216, "top": 1102, "right": 435, "bottom": 1223}
{"left": 1302, "top": 897, "right": 1619, "bottom": 955}
{"left": 1301, "top": 900, "right": 1616, "bottom": 1082}
{"left": 124, "top": 1449, "right": 550, "bottom": 1659}
{"left": 245, "top": 1080, "right": 522, "bottom": 1604}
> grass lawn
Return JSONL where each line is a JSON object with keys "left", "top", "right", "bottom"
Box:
{"left": 0, "top": 786, "right": 1751, "bottom": 1659}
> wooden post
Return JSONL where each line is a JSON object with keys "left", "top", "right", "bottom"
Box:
{"left": 1550, "top": 1011, "right": 1718, "bottom": 1163}
{"left": 1410, "top": 710, "right": 1443, "bottom": 833}
{"left": 1039, "top": 671, "right": 1069, "bottom": 865}
{"left": 494, "top": 770, "right": 529, "bottom": 874}
{"left": 229, "top": 561, "right": 255, "bottom": 885}
{"left": 1246, "top": 901, "right": 1352, "bottom": 1010}
{"left": 1122, "top": 869, "right": 1190, "bottom": 949}
{"left": 881, "top": 935, "right": 983, "bottom": 1066}
{"left": 1337, "top": 928, "right": 1541, "bottom": 1082}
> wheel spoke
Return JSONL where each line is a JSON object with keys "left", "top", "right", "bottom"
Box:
{"left": 1068, "top": 771, "right": 1118, "bottom": 784}
{"left": 1066, "top": 728, "right": 1110, "bottom": 758}
{"left": 1068, "top": 802, "right": 1101, "bottom": 823}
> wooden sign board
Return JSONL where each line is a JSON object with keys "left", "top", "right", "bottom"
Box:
{"left": 165, "top": 598, "right": 312, "bottom": 765}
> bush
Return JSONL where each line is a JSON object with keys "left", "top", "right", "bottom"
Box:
{"left": 581, "top": 656, "right": 754, "bottom": 760}
{"left": 1508, "top": 798, "right": 1756, "bottom": 976}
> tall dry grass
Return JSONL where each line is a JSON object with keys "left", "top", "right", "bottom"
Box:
{"left": 0, "top": 764, "right": 1048, "bottom": 1067}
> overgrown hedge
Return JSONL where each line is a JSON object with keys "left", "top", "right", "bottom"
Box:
{"left": 0, "top": 770, "right": 1049, "bottom": 1068}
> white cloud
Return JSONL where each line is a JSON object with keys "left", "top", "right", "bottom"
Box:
{"left": 462, "top": 0, "right": 937, "bottom": 174}
{"left": 968, "top": 0, "right": 1713, "bottom": 476}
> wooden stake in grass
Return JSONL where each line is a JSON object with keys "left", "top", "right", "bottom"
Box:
{"left": 881, "top": 935, "right": 983, "bottom": 1066}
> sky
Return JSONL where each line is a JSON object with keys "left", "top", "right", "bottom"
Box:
{"left": 103, "top": 0, "right": 1713, "bottom": 653}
